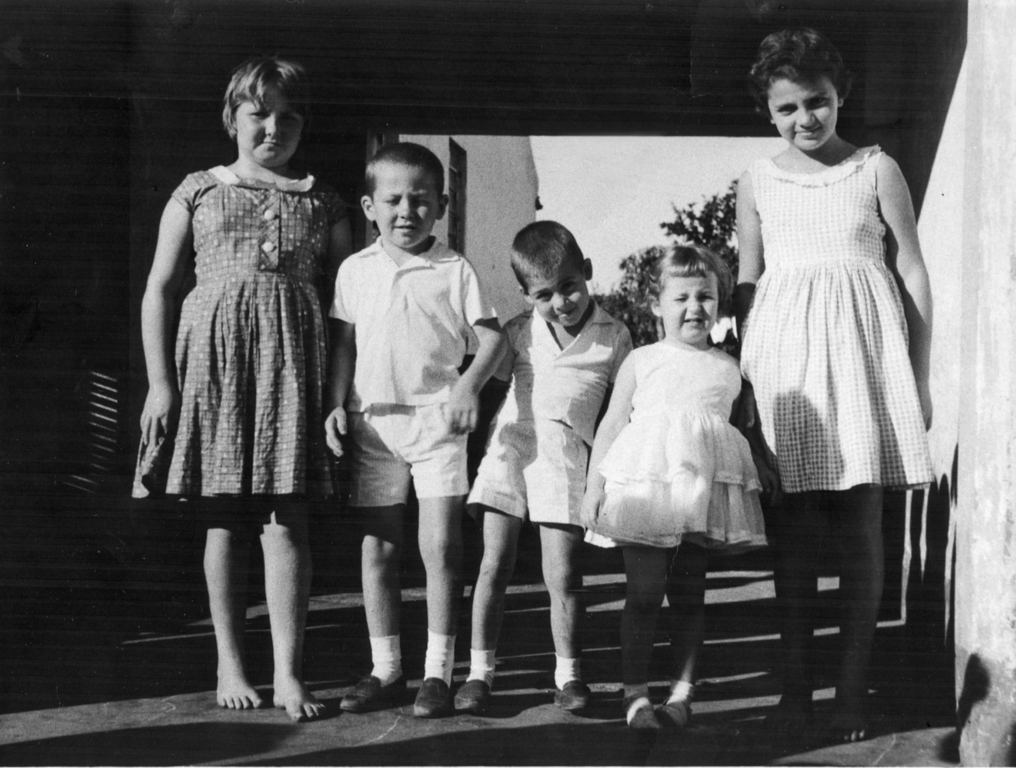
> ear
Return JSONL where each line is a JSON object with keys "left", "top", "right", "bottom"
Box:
{"left": 650, "top": 297, "right": 663, "bottom": 319}
{"left": 360, "top": 195, "right": 376, "bottom": 222}
{"left": 435, "top": 192, "right": 449, "bottom": 221}
{"left": 583, "top": 258, "right": 593, "bottom": 280}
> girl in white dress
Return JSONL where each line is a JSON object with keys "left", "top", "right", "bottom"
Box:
{"left": 736, "top": 28, "right": 933, "bottom": 743}
{"left": 583, "top": 245, "right": 767, "bottom": 730}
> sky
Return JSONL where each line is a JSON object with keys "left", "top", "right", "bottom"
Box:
{"left": 530, "top": 136, "right": 785, "bottom": 292}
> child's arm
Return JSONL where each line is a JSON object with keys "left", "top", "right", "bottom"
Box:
{"left": 733, "top": 169, "right": 764, "bottom": 432}
{"left": 324, "top": 318, "right": 356, "bottom": 458}
{"left": 581, "top": 355, "right": 637, "bottom": 529}
{"left": 321, "top": 218, "right": 353, "bottom": 310}
{"left": 729, "top": 397, "right": 780, "bottom": 503}
{"left": 446, "top": 319, "right": 505, "bottom": 434}
{"left": 878, "top": 155, "right": 934, "bottom": 428}
{"left": 140, "top": 199, "right": 193, "bottom": 447}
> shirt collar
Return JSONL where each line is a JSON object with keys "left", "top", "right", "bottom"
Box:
{"left": 210, "top": 165, "right": 316, "bottom": 193}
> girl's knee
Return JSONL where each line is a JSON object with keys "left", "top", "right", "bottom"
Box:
{"left": 478, "top": 548, "right": 516, "bottom": 591}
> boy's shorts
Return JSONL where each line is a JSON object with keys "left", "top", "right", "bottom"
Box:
{"left": 468, "top": 419, "right": 588, "bottom": 527}
{"left": 347, "top": 404, "right": 469, "bottom": 507}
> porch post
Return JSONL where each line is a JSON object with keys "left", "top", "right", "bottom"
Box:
{"left": 955, "top": 1, "right": 1016, "bottom": 765}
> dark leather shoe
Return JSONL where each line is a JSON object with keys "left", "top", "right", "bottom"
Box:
{"left": 454, "top": 679, "right": 491, "bottom": 713}
{"left": 554, "top": 680, "right": 591, "bottom": 711}
{"left": 413, "top": 677, "right": 453, "bottom": 718}
{"left": 339, "top": 675, "right": 405, "bottom": 713}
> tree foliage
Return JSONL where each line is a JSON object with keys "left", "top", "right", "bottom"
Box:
{"left": 593, "top": 182, "right": 739, "bottom": 348}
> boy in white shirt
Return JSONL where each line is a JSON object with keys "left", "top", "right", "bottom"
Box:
{"left": 455, "top": 221, "right": 633, "bottom": 714}
{"left": 325, "top": 143, "right": 504, "bottom": 718}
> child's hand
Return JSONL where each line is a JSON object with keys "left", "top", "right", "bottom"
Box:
{"left": 734, "top": 380, "right": 757, "bottom": 432}
{"left": 445, "top": 382, "right": 480, "bottom": 435}
{"left": 324, "top": 406, "right": 348, "bottom": 458}
{"left": 581, "top": 480, "right": 605, "bottom": 529}
{"left": 752, "top": 451, "right": 782, "bottom": 506}
{"left": 140, "top": 383, "right": 180, "bottom": 447}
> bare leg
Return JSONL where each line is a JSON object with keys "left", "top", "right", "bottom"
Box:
{"left": 665, "top": 542, "right": 709, "bottom": 688}
{"left": 205, "top": 525, "right": 262, "bottom": 709}
{"left": 828, "top": 486, "right": 884, "bottom": 742}
{"left": 470, "top": 508, "right": 523, "bottom": 651}
{"left": 621, "top": 546, "right": 670, "bottom": 687}
{"left": 359, "top": 505, "right": 406, "bottom": 639}
{"left": 417, "top": 495, "right": 465, "bottom": 636}
{"left": 261, "top": 505, "right": 323, "bottom": 722}
{"left": 539, "top": 524, "right": 584, "bottom": 661}
{"left": 770, "top": 493, "right": 827, "bottom": 735}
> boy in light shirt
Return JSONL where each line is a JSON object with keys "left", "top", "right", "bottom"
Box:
{"left": 455, "top": 221, "right": 633, "bottom": 714}
{"left": 325, "top": 142, "right": 504, "bottom": 718}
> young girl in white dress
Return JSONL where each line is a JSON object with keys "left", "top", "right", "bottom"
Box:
{"left": 736, "top": 28, "right": 934, "bottom": 743}
{"left": 583, "top": 245, "right": 768, "bottom": 730}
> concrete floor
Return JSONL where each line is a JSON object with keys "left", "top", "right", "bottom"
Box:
{"left": 0, "top": 538, "right": 960, "bottom": 767}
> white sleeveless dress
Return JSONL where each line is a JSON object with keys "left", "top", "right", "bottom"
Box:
{"left": 740, "top": 146, "right": 933, "bottom": 494}
{"left": 587, "top": 342, "right": 766, "bottom": 552}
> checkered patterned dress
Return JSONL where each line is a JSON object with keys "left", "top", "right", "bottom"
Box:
{"left": 740, "top": 147, "right": 933, "bottom": 494}
{"left": 166, "top": 167, "right": 347, "bottom": 497}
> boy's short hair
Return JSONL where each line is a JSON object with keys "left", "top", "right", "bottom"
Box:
{"left": 649, "top": 244, "right": 733, "bottom": 313}
{"left": 365, "top": 142, "right": 445, "bottom": 197}
{"left": 510, "top": 221, "right": 587, "bottom": 292}
{"left": 747, "top": 27, "right": 853, "bottom": 113}
{"left": 222, "top": 57, "right": 311, "bottom": 139}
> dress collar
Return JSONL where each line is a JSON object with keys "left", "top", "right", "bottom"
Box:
{"left": 209, "top": 165, "right": 316, "bottom": 193}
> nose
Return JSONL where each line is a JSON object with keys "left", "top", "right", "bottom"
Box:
{"left": 553, "top": 293, "right": 572, "bottom": 311}
{"left": 263, "top": 113, "right": 277, "bottom": 135}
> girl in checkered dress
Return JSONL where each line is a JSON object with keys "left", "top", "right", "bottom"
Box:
{"left": 138, "top": 58, "right": 352, "bottom": 721}
{"left": 735, "top": 29, "right": 933, "bottom": 743}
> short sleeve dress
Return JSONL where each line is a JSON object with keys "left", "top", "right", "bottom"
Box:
{"left": 740, "top": 146, "right": 933, "bottom": 494}
{"left": 166, "top": 166, "right": 347, "bottom": 498}
{"left": 587, "top": 342, "right": 767, "bottom": 552}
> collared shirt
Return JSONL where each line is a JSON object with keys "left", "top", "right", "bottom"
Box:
{"left": 497, "top": 303, "right": 632, "bottom": 445}
{"left": 330, "top": 239, "right": 496, "bottom": 410}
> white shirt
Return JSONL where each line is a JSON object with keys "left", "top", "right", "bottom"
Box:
{"left": 331, "top": 239, "right": 497, "bottom": 410}
{"left": 497, "top": 303, "right": 632, "bottom": 445}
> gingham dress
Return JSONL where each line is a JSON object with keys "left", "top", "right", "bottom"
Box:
{"left": 740, "top": 146, "right": 933, "bottom": 494}
{"left": 166, "top": 166, "right": 347, "bottom": 497}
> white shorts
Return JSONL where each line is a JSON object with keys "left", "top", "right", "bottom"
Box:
{"left": 347, "top": 404, "right": 468, "bottom": 507}
{"left": 468, "top": 419, "right": 588, "bottom": 527}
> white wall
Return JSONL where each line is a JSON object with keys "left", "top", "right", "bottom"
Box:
{"left": 401, "top": 135, "right": 537, "bottom": 322}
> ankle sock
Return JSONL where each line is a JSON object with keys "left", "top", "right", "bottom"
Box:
{"left": 554, "top": 655, "right": 581, "bottom": 690}
{"left": 467, "top": 648, "right": 496, "bottom": 687}
{"left": 423, "top": 630, "right": 456, "bottom": 685}
{"left": 369, "top": 634, "right": 402, "bottom": 686}
{"left": 623, "top": 684, "right": 652, "bottom": 724}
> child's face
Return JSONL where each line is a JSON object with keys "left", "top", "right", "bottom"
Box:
{"left": 652, "top": 272, "right": 718, "bottom": 350}
{"left": 234, "top": 85, "right": 304, "bottom": 171}
{"left": 523, "top": 260, "right": 593, "bottom": 332}
{"left": 362, "top": 162, "right": 447, "bottom": 255}
{"left": 766, "top": 75, "right": 843, "bottom": 153}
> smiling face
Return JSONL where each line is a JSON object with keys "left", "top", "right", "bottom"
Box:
{"left": 523, "top": 260, "right": 593, "bottom": 333}
{"left": 653, "top": 272, "right": 719, "bottom": 350}
{"left": 766, "top": 75, "right": 843, "bottom": 155}
{"left": 233, "top": 85, "right": 304, "bottom": 173}
{"left": 362, "top": 161, "right": 447, "bottom": 257}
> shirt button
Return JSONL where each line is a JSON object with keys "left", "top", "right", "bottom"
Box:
{"left": 263, "top": 209, "right": 277, "bottom": 221}
{"left": 261, "top": 241, "right": 276, "bottom": 253}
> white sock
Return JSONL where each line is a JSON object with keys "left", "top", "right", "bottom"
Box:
{"left": 369, "top": 634, "right": 402, "bottom": 686}
{"left": 554, "top": 655, "right": 581, "bottom": 690}
{"left": 623, "top": 684, "right": 652, "bottom": 724}
{"left": 423, "top": 630, "right": 456, "bottom": 685}
{"left": 467, "top": 648, "right": 496, "bottom": 687}
{"left": 667, "top": 679, "right": 694, "bottom": 704}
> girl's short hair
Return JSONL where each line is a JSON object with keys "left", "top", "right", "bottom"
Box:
{"left": 747, "top": 28, "right": 853, "bottom": 113}
{"left": 510, "top": 221, "right": 586, "bottom": 292}
{"left": 222, "top": 57, "right": 310, "bottom": 139}
{"left": 649, "top": 244, "right": 732, "bottom": 313}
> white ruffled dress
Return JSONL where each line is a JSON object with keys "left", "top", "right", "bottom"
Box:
{"left": 587, "top": 343, "right": 767, "bottom": 552}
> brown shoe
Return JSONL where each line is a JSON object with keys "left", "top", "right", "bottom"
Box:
{"left": 413, "top": 678, "right": 453, "bottom": 718}
{"left": 454, "top": 679, "right": 492, "bottom": 714}
{"left": 339, "top": 675, "right": 405, "bottom": 713}
{"left": 554, "top": 680, "right": 591, "bottom": 711}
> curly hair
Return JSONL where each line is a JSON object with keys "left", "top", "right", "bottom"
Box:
{"left": 649, "top": 244, "right": 732, "bottom": 315}
{"left": 747, "top": 28, "right": 853, "bottom": 113}
{"left": 221, "top": 57, "right": 311, "bottom": 140}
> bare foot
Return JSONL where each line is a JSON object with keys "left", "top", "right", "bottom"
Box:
{"left": 274, "top": 678, "right": 325, "bottom": 722}
{"left": 217, "top": 671, "right": 264, "bottom": 710}
{"left": 827, "top": 709, "right": 868, "bottom": 743}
